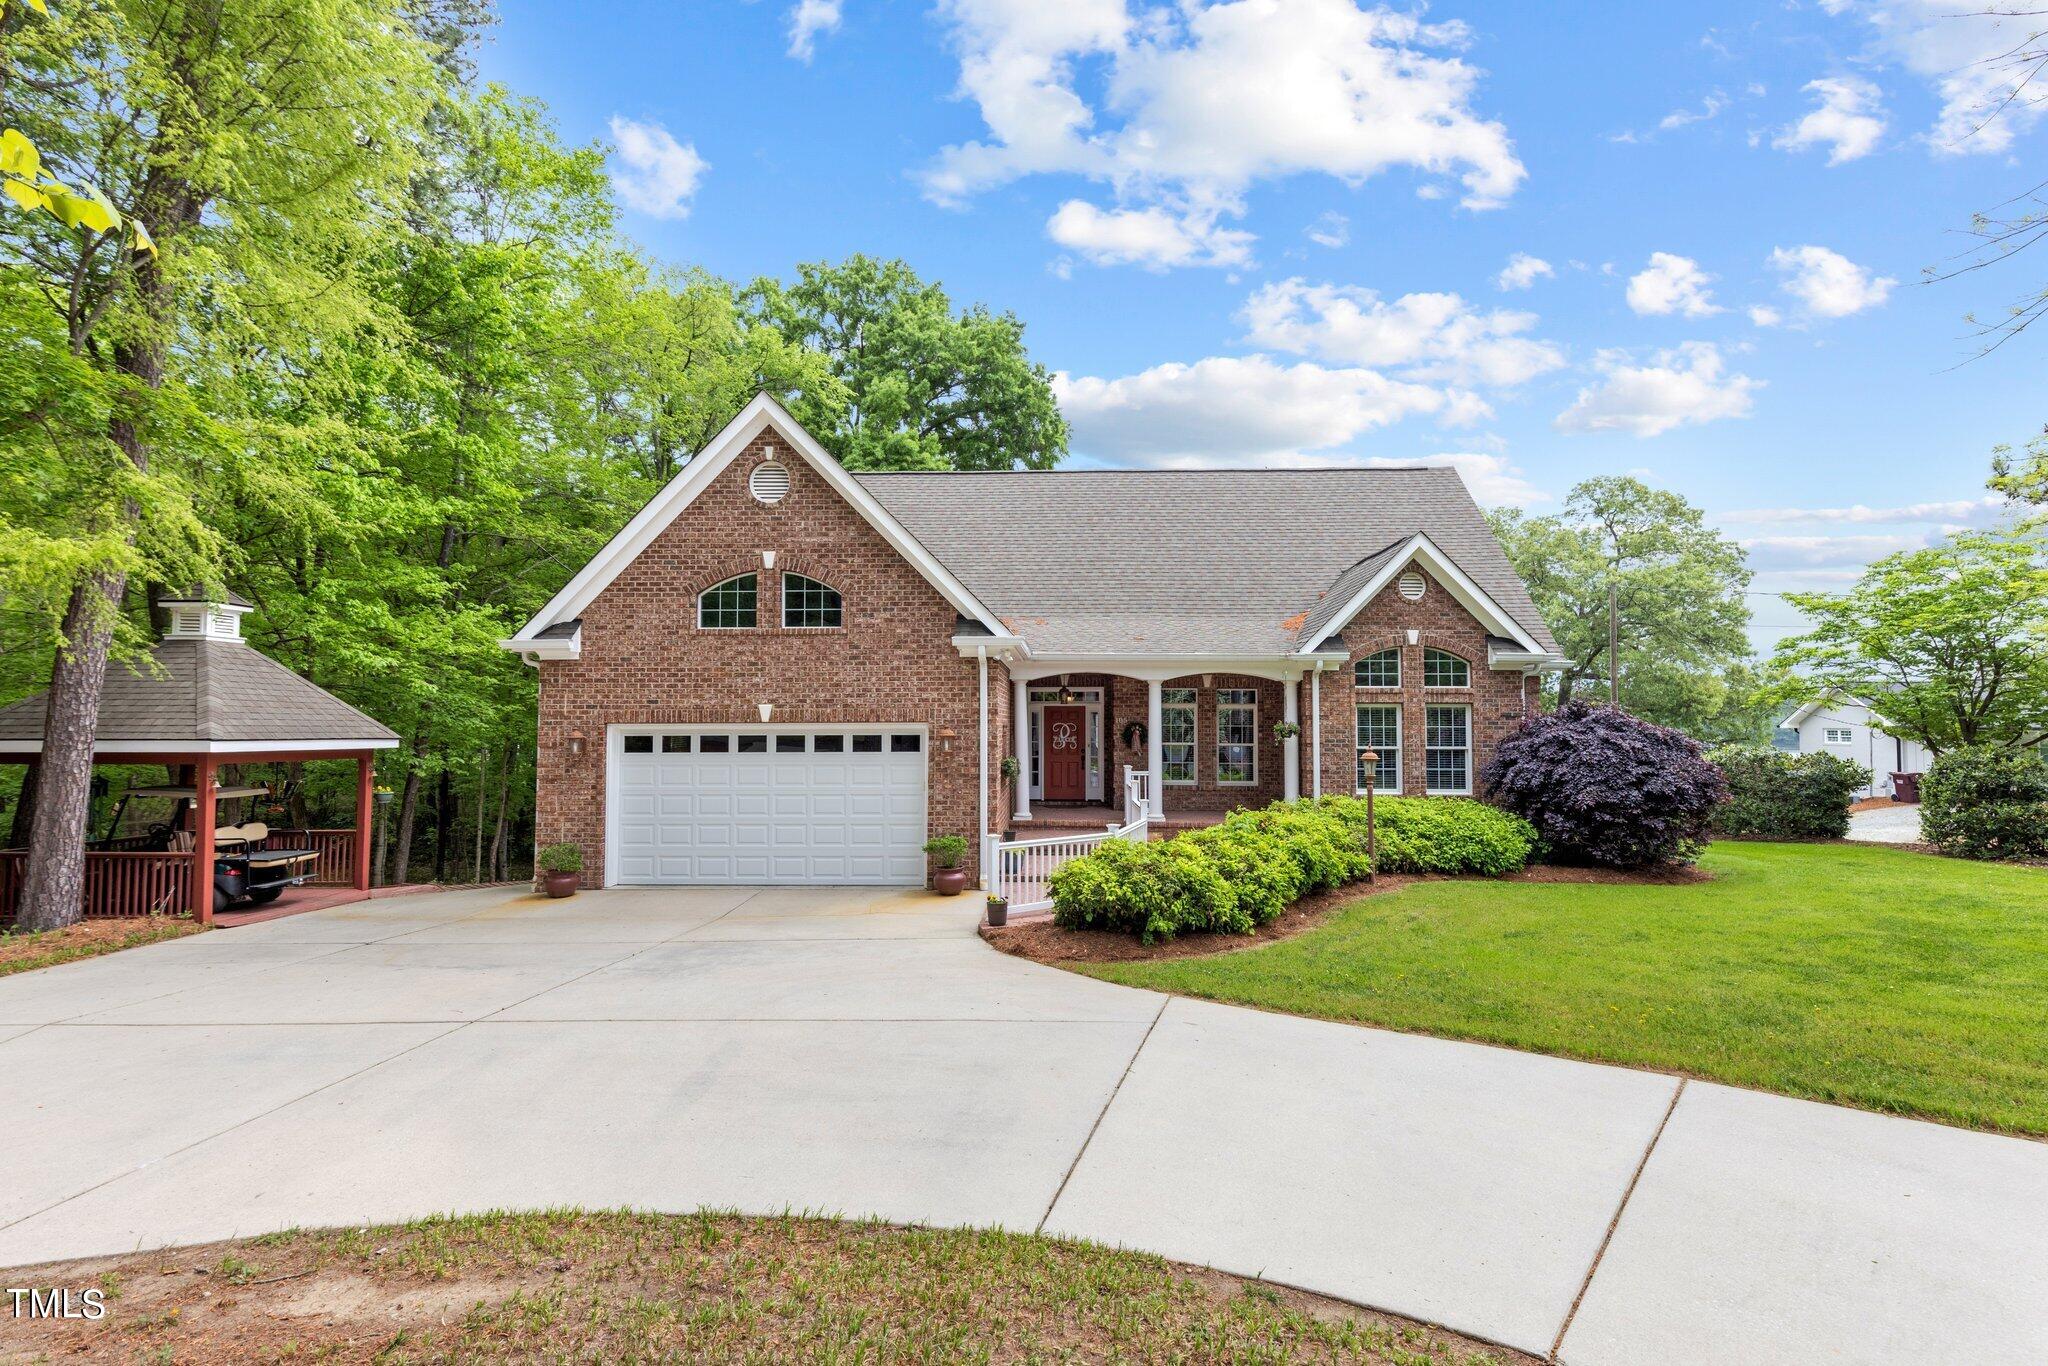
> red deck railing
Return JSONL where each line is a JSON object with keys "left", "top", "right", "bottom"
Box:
{"left": 1, "top": 849, "right": 192, "bottom": 922}
{"left": 264, "top": 829, "right": 356, "bottom": 885}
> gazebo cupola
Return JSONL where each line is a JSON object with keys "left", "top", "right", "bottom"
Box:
{"left": 157, "top": 587, "right": 253, "bottom": 642}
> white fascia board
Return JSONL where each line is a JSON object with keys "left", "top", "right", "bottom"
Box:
{"left": 1486, "top": 643, "right": 1570, "bottom": 673}
{"left": 498, "top": 630, "right": 580, "bottom": 661}
{"left": 505, "top": 393, "right": 1005, "bottom": 645}
{"left": 951, "top": 633, "right": 1028, "bottom": 657}
{"left": 1010, "top": 653, "right": 1324, "bottom": 682}
{"left": 1301, "top": 533, "right": 1542, "bottom": 656}
{"left": 0, "top": 737, "right": 400, "bottom": 755}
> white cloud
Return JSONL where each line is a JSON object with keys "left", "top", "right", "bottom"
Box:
{"left": 1241, "top": 278, "right": 1567, "bottom": 387}
{"left": 1827, "top": 0, "right": 2044, "bottom": 154}
{"left": 787, "top": 0, "right": 844, "bottom": 61}
{"left": 1748, "top": 304, "right": 1782, "bottom": 327}
{"left": 1659, "top": 91, "right": 1728, "bottom": 130}
{"left": 1047, "top": 200, "right": 1255, "bottom": 269}
{"left": 1717, "top": 496, "right": 2009, "bottom": 528}
{"left": 1496, "top": 252, "right": 1554, "bottom": 291}
{"left": 1738, "top": 533, "right": 1927, "bottom": 570}
{"left": 1555, "top": 342, "right": 1761, "bottom": 437}
{"left": 922, "top": 0, "right": 1524, "bottom": 266}
{"left": 1626, "top": 252, "right": 1722, "bottom": 318}
{"left": 1772, "top": 76, "right": 1886, "bottom": 164}
{"left": 607, "top": 117, "right": 708, "bottom": 219}
{"left": 1053, "top": 355, "right": 1449, "bottom": 462}
{"left": 1769, "top": 244, "right": 1895, "bottom": 317}
{"left": 1306, "top": 210, "right": 1350, "bottom": 248}
{"left": 1364, "top": 452, "right": 1549, "bottom": 507}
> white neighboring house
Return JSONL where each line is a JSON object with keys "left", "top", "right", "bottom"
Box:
{"left": 1783, "top": 698, "right": 1931, "bottom": 800}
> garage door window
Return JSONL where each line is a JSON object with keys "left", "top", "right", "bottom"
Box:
{"left": 700, "top": 735, "right": 730, "bottom": 753}
{"left": 852, "top": 735, "right": 882, "bottom": 752}
{"left": 891, "top": 734, "right": 922, "bottom": 752}
{"left": 623, "top": 734, "right": 653, "bottom": 753}
{"left": 814, "top": 734, "right": 845, "bottom": 752}
{"left": 737, "top": 735, "right": 767, "bottom": 753}
{"left": 776, "top": 735, "right": 805, "bottom": 753}
{"left": 661, "top": 735, "right": 691, "bottom": 753}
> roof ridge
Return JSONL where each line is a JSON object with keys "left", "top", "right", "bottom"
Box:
{"left": 853, "top": 466, "right": 1458, "bottom": 476}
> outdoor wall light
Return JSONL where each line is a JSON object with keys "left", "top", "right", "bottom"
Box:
{"left": 567, "top": 729, "right": 586, "bottom": 757}
{"left": 937, "top": 726, "right": 957, "bottom": 752}
{"left": 1056, "top": 685, "right": 1076, "bottom": 704}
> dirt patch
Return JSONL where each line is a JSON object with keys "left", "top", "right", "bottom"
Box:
{"left": 0, "top": 916, "right": 202, "bottom": 976}
{"left": 983, "top": 863, "right": 1711, "bottom": 966}
{"left": 0, "top": 1212, "right": 1536, "bottom": 1364}
{"left": 1849, "top": 796, "right": 1910, "bottom": 813}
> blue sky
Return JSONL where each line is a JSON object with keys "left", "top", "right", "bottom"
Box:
{"left": 483, "top": 0, "right": 2046, "bottom": 647}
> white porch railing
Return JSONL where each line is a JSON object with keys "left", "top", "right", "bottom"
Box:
{"left": 987, "top": 766, "right": 1152, "bottom": 915}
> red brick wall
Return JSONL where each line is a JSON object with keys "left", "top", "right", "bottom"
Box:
{"left": 1314, "top": 564, "right": 1537, "bottom": 800}
{"left": 534, "top": 434, "right": 1006, "bottom": 883}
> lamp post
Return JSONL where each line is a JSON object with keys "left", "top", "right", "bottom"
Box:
{"left": 1359, "top": 749, "right": 1378, "bottom": 881}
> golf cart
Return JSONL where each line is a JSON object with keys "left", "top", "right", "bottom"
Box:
{"left": 97, "top": 783, "right": 322, "bottom": 915}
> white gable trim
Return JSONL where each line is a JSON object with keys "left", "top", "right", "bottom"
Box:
{"left": 1299, "top": 532, "right": 1543, "bottom": 656}
{"left": 506, "top": 394, "right": 1006, "bottom": 645}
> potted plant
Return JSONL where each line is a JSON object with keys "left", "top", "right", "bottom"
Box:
{"left": 536, "top": 842, "right": 583, "bottom": 899}
{"left": 1273, "top": 720, "right": 1301, "bottom": 741}
{"left": 923, "top": 835, "right": 969, "bottom": 896}
{"left": 985, "top": 893, "right": 1008, "bottom": 927}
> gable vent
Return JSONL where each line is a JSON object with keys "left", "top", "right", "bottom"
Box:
{"left": 1398, "top": 569, "right": 1427, "bottom": 601}
{"left": 749, "top": 460, "right": 791, "bottom": 505}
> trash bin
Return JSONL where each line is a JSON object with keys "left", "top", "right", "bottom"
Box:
{"left": 1890, "top": 772, "right": 1920, "bottom": 804}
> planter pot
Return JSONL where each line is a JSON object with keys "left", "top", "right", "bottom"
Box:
{"left": 985, "top": 900, "right": 1008, "bottom": 927}
{"left": 542, "top": 871, "right": 579, "bottom": 899}
{"left": 932, "top": 867, "right": 969, "bottom": 897}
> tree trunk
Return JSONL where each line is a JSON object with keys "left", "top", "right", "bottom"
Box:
{"left": 472, "top": 747, "right": 488, "bottom": 884}
{"left": 488, "top": 748, "right": 511, "bottom": 882}
{"left": 15, "top": 576, "right": 125, "bottom": 930}
{"left": 371, "top": 793, "right": 391, "bottom": 889}
{"left": 390, "top": 766, "right": 422, "bottom": 888}
{"left": 286, "top": 761, "right": 309, "bottom": 828}
{"left": 8, "top": 761, "right": 38, "bottom": 849}
{"left": 432, "top": 760, "right": 451, "bottom": 882}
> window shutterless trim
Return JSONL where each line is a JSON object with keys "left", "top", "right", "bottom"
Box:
{"left": 697, "top": 572, "right": 758, "bottom": 629}
{"left": 1354, "top": 703, "right": 1401, "bottom": 796}
{"left": 1215, "top": 688, "right": 1257, "bottom": 786}
{"left": 1423, "top": 702, "right": 1472, "bottom": 796}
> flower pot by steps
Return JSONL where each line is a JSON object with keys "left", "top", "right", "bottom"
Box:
{"left": 543, "top": 871, "right": 580, "bottom": 899}
{"left": 932, "top": 868, "right": 969, "bottom": 897}
{"left": 985, "top": 898, "right": 1008, "bottom": 927}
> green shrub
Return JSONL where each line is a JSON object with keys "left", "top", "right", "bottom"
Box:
{"left": 1178, "top": 824, "right": 1305, "bottom": 926}
{"left": 1048, "top": 837, "right": 1243, "bottom": 943}
{"left": 535, "top": 843, "right": 583, "bottom": 874}
{"left": 1920, "top": 747, "right": 2048, "bottom": 861}
{"left": 1708, "top": 745, "right": 1867, "bottom": 840}
{"left": 1316, "top": 795, "right": 1536, "bottom": 876}
{"left": 922, "top": 835, "right": 968, "bottom": 868}
{"left": 1217, "top": 804, "right": 1373, "bottom": 889}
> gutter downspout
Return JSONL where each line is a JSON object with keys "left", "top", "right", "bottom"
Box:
{"left": 977, "top": 646, "right": 989, "bottom": 891}
{"left": 1311, "top": 662, "right": 1323, "bottom": 800}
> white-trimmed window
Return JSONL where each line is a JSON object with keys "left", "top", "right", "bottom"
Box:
{"left": 1161, "top": 688, "right": 1197, "bottom": 784}
{"left": 1425, "top": 704, "right": 1471, "bottom": 794}
{"left": 1823, "top": 726, "right": 1853, "bottom": 745}
{"left": 1354, "top": 648, "right": 1400, "bottom": 688}
{"left": 1423, "top": 647, "right": 1470, "bottom": 688}
{"left": 1217, "top": 688, "right": 1257, "bottom": 785}
{"left": 781, "top": 572, "right": 842, "bottom": 628}
{"left": 698, "top": 573, "right": 757, "bottom": 629}
{"left": 1356, "top": 705, "right": 1401, "bottom": 794}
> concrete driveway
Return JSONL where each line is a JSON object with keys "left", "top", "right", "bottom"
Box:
{"left": 1, "top": 886, "right": 2042, "bottom": 1364}
{"left": 1849, "top": 803, "right": 1923, "bottom": 843}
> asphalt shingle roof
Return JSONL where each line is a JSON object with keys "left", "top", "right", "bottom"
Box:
{"left": 856, "top": 467, "right": 1557, "bottom": 657}
{"left": 0, "top": 640, "right": 397, "bottom": 746}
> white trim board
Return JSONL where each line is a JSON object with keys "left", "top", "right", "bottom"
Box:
{"left": 1301, "top": 532, "right": 1543, "bottom": 657}
{"left": 506, "top": 394, "right": 1006, "bottom": 647}
{"left": 0, "top": 738, "right": 399, "bottom": 755}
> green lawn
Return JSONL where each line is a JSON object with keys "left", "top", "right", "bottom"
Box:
{"left": 1082, "top": 843, "right": 2048, "bottom": 1136}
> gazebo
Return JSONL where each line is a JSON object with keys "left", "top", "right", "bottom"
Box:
{"left": 0, "top": 590, "right": 397, "bottom": 925}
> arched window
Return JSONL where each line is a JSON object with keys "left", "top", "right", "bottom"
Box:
{"left": 1354, "top": 648, "right": 1400, "bottom": 688}
{"left": 698, "top": 573, "right": 757, "bottom": 629}
{"left": 1423, "top": 647, "right": 1469, "bottom": 688}
{"left": 782, "top": 572, "right": 842, "bottom": 628}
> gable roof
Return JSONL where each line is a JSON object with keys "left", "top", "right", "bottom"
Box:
{"left": 505, "top": 394, "right": 1007, "bottom": 653}
{"left": 0, "top": 639, "right": 398, "bottom": 753}
{"left": 859, "top": 468, "right": 1557, "bottom": 658}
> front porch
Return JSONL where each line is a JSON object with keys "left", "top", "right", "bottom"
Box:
{"left": 1007, "top": 803, "right": 1234, "bottom": 837}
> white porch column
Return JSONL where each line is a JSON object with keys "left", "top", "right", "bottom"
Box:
{"left": 1310, "top": 665, "right": 1323, "bottom": 799}
{"left": 1282, "top": 677, "right": 1301, "bottom": 802}
{"left": 1011, "top": 672, "right": 1031, "bottom": 822}
{"left": 1146, "top": 678, "right": 1165, "bottom": 818}
{"left": 977, "top": 647, "right": 989, "bottom": 889}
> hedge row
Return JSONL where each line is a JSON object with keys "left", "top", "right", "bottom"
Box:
{"left": 1707, "top": 745, "right": 1867, "bottom": 841}
{"left": 1921, "top": 747, "right": 2048, "bottom": 861}
{"left": 1047, "top": 795, "right": 1535, "bottom": 942}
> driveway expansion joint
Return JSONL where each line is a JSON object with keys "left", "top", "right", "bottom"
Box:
{"left": 1036, "top": 994, "right": 1170, "bottom": 1234}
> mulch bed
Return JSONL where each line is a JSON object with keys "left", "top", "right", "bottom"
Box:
{"left": 982, "top": 863, "right": 1710, "bottom": 966}
{"left": 0, "top": 916, "right": 203, "bottom": 976}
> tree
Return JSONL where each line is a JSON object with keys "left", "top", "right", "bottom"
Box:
{"left": 1993, "top": 424, "right": 2048, "bottom": 516}
{"left": 1767, "top": 529, "right": 2048, "bottom": 753}
{"left": 746, "top": 254, "right": 1068, "bottom": 471}
{"left": 0, "top": 0, "right": 438, "bottom": 928}
{"left": 1487, "top": 477, "right": 1754, "bottom": 729}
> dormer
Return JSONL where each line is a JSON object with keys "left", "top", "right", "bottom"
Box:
{"left": 159, "top": 588, "right": 252, "bottom": 643}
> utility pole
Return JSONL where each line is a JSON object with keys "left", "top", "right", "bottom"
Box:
{"left": 1608, "top": 579, "right": 1620, "bottom": 708}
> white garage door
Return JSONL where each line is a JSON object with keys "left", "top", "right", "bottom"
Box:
{"left": 610, "top": 727, "right": 928, "bottom": 885}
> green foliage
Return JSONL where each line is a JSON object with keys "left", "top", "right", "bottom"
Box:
{"left": 922, "top": 835, "right": 968, "bottom": 868}
{"left": 1320, "top": 795, "right": 1537, "bottom": 876}
{"left": 1766, "top": 530, "right": 2048, "bottom": 754}
{"left": 1048, "top": 837, "right": 1244, "bottom": 943}
{"left": 747, "top": 254, "right": 1068, "bottom": 471}
{"left": 1216, "top": 804, "right": 1372, "bottom": 889}
{"left": 535, "top": 843, "right": 582, "bottom": 874}
{"left": 1919, "top": 747, "right": 2048, "bottom": 861}
{"left": 1177, "top": 824, "right": 1305, "bottom": 926}
{"left": 1488, "top": 476, "right": 1756, "bottom": 734}
{"left": 1708, "top": 745, "right": 1867, "bottom": 840}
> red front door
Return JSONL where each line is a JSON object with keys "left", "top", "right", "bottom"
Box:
{"left": 1043, "top": 705, "right": 1087, "bottom": 801}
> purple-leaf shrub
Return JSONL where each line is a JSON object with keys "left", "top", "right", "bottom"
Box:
{"left": 1481, "top": 702, "right": 1728, "bottom": 868}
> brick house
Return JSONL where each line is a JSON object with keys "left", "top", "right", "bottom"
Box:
{"left": 503, "top": 395, "right": 1563, "bottom": 887}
